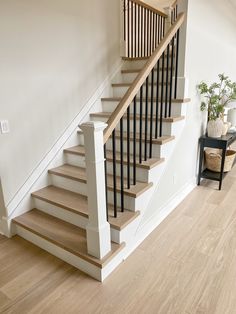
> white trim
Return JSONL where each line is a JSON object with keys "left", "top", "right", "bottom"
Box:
{"left": 4, "top": 59, "right": 123, "bottom": 227}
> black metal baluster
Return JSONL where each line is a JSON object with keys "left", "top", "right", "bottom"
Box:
{"left": 128, "top": 0, "right": 130, "bottom": 57}
{"left": 149, "top": 68, "right": 154, "bottom": 158}
{"left": 148, "top": 10, "right": 151, "bottom": 56}
{"left": 134, "top": 3, "right": 137, "bottom": 57}
{"left": 154, "top": 14, "right": 157, "bottom": 49}
{"left": 104, "top": 144, "right": 108, "bottom": 221}
{"left": 155, "top": 60, "right": 160, "bottom": 138}
{"left": 165, "top": 44, "right": 170, "bottom": 118}
{"left": 138, "top": 5, "right": 139, "bottom": 57}
{"left": 120, "top": 118, "right": 124, "bottom": 212}
{"left": 174, "top": 29, "right": 180, "bottom": 99}
{"left": 127, "top": 107, "right": 131, "bottom": 189}
{"left": 131, "top": 1, "right": 134, "bottom": 58}
{"left": 144, "top": 7, "right": 147, "bottom": 56}
{"left": 149, "top": 11, "right": 152, "bottom": 55}
{"left": 169, "top": 37, "right": 175, "bottom": 117}
{"left": 139, "top": 86, "right": 143, "bottom": 163}
{"left": 146, "top": 10, "right": 148, "bottom": 56}
{"left": 153, "top": 13, "right": 155, "bottom": 51}
{"left": 112, "top": 130, "right": 117, "bottom": 218}
{"left": 160, "top": 52, "right": 165, "bottom": 137}
{"left": 144, "top": 76, "right": 149, "bottom": 160}
{"left": 133, "top": 97, "right": 137, "bottom": 185}
{"left": 124, "top": 0, "right": 126, "bottom": 42}
{"left": 163, "top": 15, "right": 166, "bottom": 37}
{"left": 160, "top": 17, "right": 163, "bottom": 40}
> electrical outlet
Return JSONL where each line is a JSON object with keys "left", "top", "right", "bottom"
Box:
{"left": 0, "top": 120, "right": 10, "bottom": 134}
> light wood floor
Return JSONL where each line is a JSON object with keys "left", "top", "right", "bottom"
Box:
{"left": 1, "top": 165, "right": 236, "bottom": 313}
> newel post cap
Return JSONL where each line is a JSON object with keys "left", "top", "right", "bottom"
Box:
{"left": 80, "top": 121, "right": 108, "bottom": 132}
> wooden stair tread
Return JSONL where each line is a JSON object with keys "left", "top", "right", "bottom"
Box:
{"left": 122, "top": 56, "right": 150, "bottom": 61}
{"left": 13, "top": 209, "right": 125, "bottom": 268}
{"left": 122, "top": 53, "right": 175, "bottom": 61}
{"left": 32, "top": 186, "right": 140, "bottom": 231}
{"left": 112, "top": 82, "right": 170, "bottom": 87}
{"left": 32, "top": 186, "right": 88, "bottom": 218}
{"left": 64, "top": 145, "right": 164, "bottom": 170}
{"left": 101, "top": 97, "right": 191, "bottom": 103}
{"left": 90, "top": 111, "right": 185, "bottom": 123}
{"left": 49, "top": 164, "right": 153, "bottom": 198}
{"left": 121, "top": 68, "right": 172, "bottom": 74}
{"left": 78, "top": 130, "right": 175, "bottom": 145}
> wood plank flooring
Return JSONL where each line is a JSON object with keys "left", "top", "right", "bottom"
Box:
{"left": 1, "top": 162, "right": 236, "bottom": 313}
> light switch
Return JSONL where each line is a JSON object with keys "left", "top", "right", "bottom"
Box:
{"left": 0, "top": 120, "right": 10, "bottom": 134}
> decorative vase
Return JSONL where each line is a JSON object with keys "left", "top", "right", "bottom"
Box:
{"left": 207, "top": 118, "right": 224, "bottom": 138}
{"left": 222, "top": 122, "right": 230, "bottom": 136}
{"left": 227, "top": 108, "right": 236, "bottom": 127}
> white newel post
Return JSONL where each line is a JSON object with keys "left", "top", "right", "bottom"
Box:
{"left": 80, "top": 121, "right": 111, "bottom": 259}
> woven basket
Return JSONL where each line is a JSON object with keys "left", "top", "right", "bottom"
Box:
{"left": 205, "top": 149, "right": 236, "bottom": 173}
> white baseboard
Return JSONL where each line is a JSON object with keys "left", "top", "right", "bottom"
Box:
{"left": 0, "top": 217, "right": 11, "bottom": 237}
{"left": 0, "top": 220, "right": 3, "bottom": 235}
{"left": 4, "top": 59, "right": 123, "bottom": 229}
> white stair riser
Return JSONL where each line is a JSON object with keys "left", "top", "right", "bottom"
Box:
{"left": 106, "top": 161, "right": 149, "bottom": 183}
{"left": 34, "top": 198, "right": 88, "bottom": 229}
{"left": 120, "top": 71, "right": 175, "bottom": 84}
{"left": 78, "top": 133, "right": 162, "bottom": 158}
{"left": 102, "top": 100, "right": 184, "bottom": 116}
{"left": 14, "top": 225, "right": 124, "bottom": 282}
{"left": 33, "top": 198, "right": 123, "bottom": 244}
{"left": 91, "top": 116, "right": 174, "bottom": 138}
{"left": 65, "top": 154, "right": 85, "bottom": 168}
{"left": 122, "top": 60, "right": 147, "bottom": 70}
{"left": 65, "top": 153, "right": 150, "bottom": 183}
{"left": 120, "top": 72, "right": 139, "bottom": 83}
{"left": 90, "top": 115, "right": 174, "bottom": 136}
{"left": 122, "top": 57, "right": 174, "bottom": 70}
{"left": 112, "top": 85, "right": 172, "bottom": 98}
{"left": 50, "top": 173, "right": 139, "bottom": 211}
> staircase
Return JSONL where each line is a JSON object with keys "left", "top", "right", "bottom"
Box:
{"left": 12, "top": 0, "right": 190, "bottom": 281}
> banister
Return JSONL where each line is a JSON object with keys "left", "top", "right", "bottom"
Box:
{"left": 103, "top": 12, "right": 185, "bottom": 143}
{"left": 170, "top": 0, "right": 178, "bottom": 9}
{"left": 129, "top": 0, "right": 168, "bottom": 18}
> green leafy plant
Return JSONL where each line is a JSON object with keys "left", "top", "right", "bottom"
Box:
{"left": 197, "top": 74, "right": 236, "bottom": 121}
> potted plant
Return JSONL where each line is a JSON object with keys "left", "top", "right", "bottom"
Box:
{"left": 197, "top": 74, "right": 236, "bottom": 138}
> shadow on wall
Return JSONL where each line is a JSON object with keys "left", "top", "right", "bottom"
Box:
{"left": 0, "top": 178, "right": 6, "bottom": 217}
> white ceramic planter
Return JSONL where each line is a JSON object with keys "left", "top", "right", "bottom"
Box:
{"left": 207, "top": 118, "right": 224, "bottom": 138}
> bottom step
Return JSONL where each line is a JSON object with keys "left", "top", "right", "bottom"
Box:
{"left": 13, "top": 209, "right": 125, "bottom": 281}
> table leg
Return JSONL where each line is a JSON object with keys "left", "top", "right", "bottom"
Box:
{"left": 198, "top": 141, "right": 204, "bottom": 186}
{"left": 219, "top": 147, "right": 227, "bottom": 190}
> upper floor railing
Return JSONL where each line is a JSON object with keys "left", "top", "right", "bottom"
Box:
{"left": 123, "top": 0, "right": 168, "bottom": 58}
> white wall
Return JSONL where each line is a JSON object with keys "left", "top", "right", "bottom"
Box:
{"left": 0, "top": 0, "right": 120, "bottom": 206}
{"left": 142, "top": 0, "right": 236, "bottom": 224}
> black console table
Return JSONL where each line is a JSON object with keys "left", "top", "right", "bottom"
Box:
{"left": 198, "top": 133, "right": 236, "bottom": 190}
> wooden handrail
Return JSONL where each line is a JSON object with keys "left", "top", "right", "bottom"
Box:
{"left": 103, "top": 12, "right": 185, "bottom": 143}
{"left": 130, "top": 0, "right": 168, "bottom": 18}
{"left": 170, "top": 0, "right": 178, "bottom": 9}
